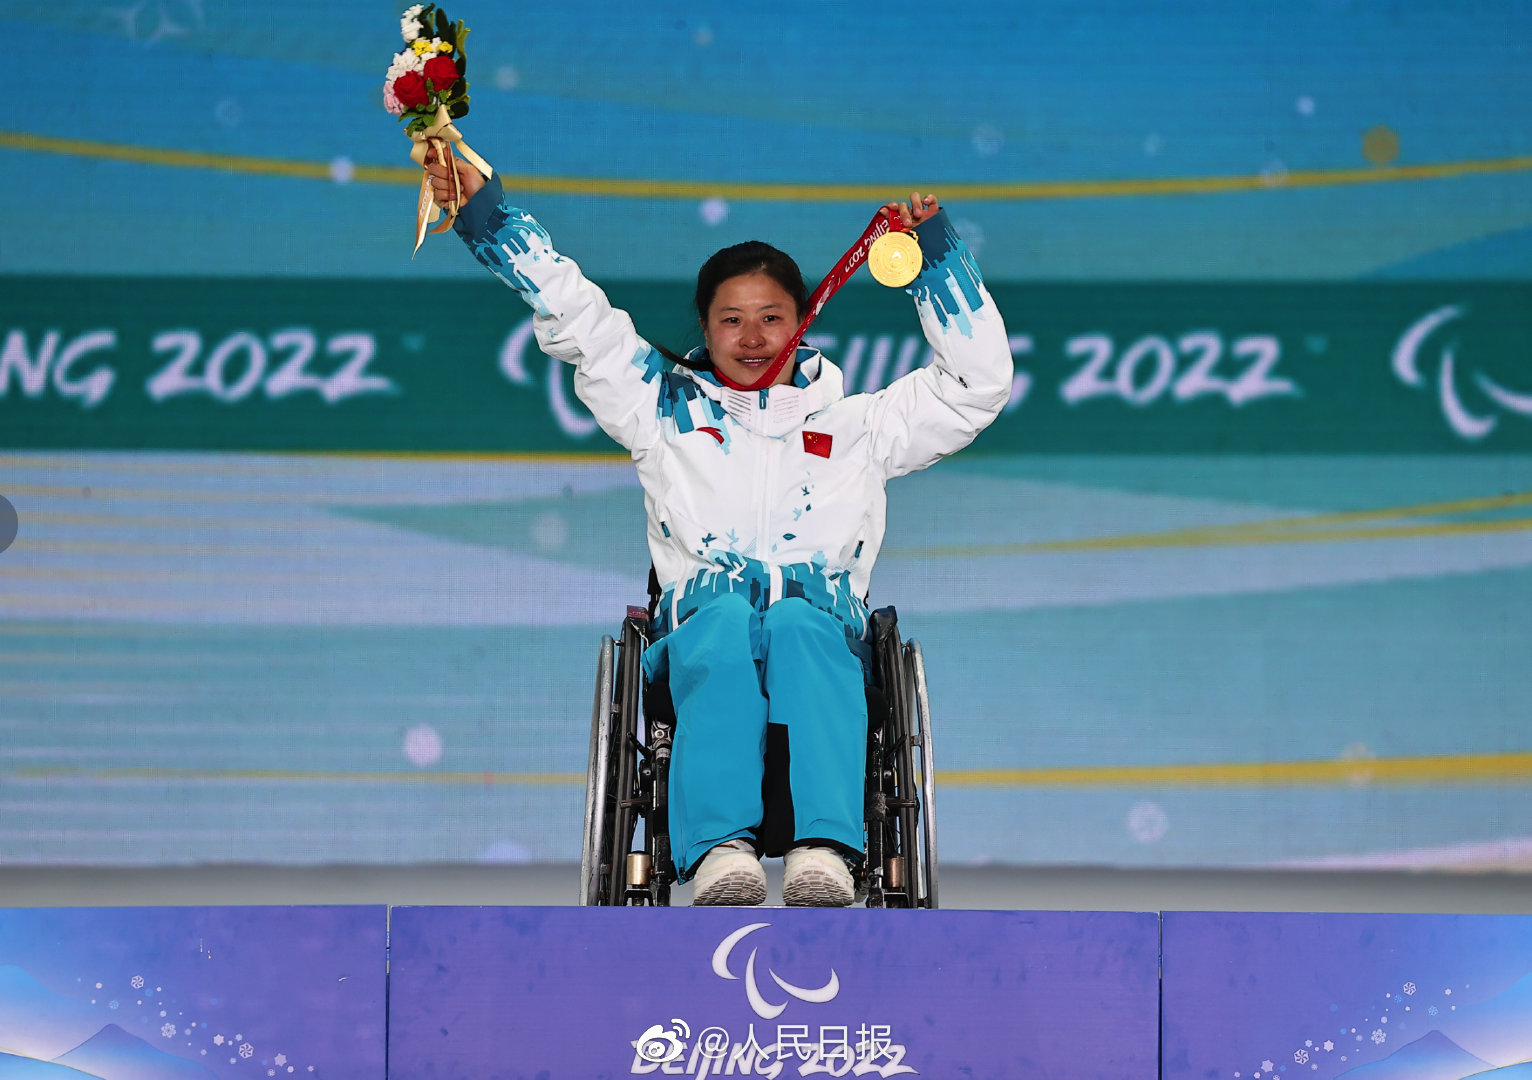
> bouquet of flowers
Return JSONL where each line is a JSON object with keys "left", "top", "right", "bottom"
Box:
{"left": 384, "top": 4, "right": 493, "bottom": 254}
{"left": 385, "top": 4, "right": 469, "bottom": 133}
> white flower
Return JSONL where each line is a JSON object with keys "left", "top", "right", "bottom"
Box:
{"left": 401, "top": 5, "right": 424, "bottom": 42}
{"left": 388, "top": 49, "right": 425, "bottom": 77}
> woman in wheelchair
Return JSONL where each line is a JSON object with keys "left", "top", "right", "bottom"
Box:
{"left": 427, "top": 153, "right": 1011, "bottom": 906}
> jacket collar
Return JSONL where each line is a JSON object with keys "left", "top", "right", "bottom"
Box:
{"left": 685, "top": 348, "right": 843, "bottom": 437}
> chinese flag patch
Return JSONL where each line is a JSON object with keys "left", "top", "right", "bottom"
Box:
{"left": 803, "top": 431, "right": 833, "bottom": 458}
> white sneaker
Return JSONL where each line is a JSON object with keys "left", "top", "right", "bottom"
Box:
{"left": 691, "top": 839, "right": 766, "bottom": 906}
{"left": 782, "top": 846, "right": 855, "bottom": 907}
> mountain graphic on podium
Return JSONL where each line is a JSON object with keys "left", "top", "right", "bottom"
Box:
{"left": 1439, "top": 972, "right": 1532, "bottom": 1068}
{"left": 1333, "top": 1030, "right": 1492, "bottom": 1080}
{"left": 53, "top": 1023, "right": 219, "bottom": 1080}
{"left": 1329, "top": 971, "right": 1532, "bottom": 1080}
{"left": 0, "top": 965, "right": 220, "bottom": 1080}
{"left": 0, "top": 1024, "right": 221, "bottom": 1080}
{"left": 0, "top": 966, "right": 110, "bottom": 1061}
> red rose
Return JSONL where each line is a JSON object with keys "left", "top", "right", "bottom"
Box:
{"left": 423, "top": 55, "right": 459, "bottom": 93}
{"left": 393, "top": 71, "right": 429, "bottom": 109}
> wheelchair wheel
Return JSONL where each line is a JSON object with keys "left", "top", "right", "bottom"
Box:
{"left": 905, "top": 640, "right": 940, "bottom": 909}
{"left": 864, "top": 609, "right": 939, "bottom": 909}
{"left": 580, "top": 611, "right": 675, "bottom": 906}
{"left": 579, "top": 636, "right": 615, "bottom": 906}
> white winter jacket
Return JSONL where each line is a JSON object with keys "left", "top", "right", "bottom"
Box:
{"left": 456, "top": 176, "right": 1012, "bottom": 640}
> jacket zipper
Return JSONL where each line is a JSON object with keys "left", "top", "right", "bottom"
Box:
{"left": 757, "top": 428, "right": 779, "bottom": 569}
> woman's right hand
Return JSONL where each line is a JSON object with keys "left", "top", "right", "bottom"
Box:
{"left": 424, "top": 146, "right": 485, "bottom": 208}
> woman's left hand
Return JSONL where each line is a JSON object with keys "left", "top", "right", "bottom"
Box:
{"left": 883, "top": 191, "right": 941, "bottom": 230}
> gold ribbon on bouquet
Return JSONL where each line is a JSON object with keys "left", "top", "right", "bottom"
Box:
{"left": 408, "top": 105, "right": 495, "bottom": 256}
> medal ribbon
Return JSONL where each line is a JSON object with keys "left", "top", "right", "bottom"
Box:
{"left": 718, "top": 209, "right": 913, "bottom": 392}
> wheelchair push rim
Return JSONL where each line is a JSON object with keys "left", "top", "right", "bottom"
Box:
{"left": 907, "top": 639, "right": 939, "bottom": 910}
{"left": 580, "top": 635, "right": 616, "bottom": 906}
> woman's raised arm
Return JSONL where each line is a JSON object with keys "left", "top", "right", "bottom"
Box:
{"left": 426, "top": 150, "right": 663, "bottom": 455}
{"left": 864, "top": 194, "right": 1013, "bottom": 478}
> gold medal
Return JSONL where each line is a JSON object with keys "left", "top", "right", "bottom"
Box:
{"left": 867, "top": 230, "right": 922, "bottom": 288}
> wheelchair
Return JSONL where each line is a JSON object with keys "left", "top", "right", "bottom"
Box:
{"left": 579, "top": 600, "right": 939, "bottom": 908}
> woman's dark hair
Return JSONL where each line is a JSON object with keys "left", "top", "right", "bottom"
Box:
{"left": 655, "top": 241, "right": 808, "bottom": 371}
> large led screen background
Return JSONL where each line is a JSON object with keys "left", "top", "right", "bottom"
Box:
{"left": 1, "top": 0, "right": 1529, "bottom": 869}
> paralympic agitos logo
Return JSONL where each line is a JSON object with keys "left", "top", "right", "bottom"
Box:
{"left": 1392, "top": 304, "right": 1532, "bottom": 441}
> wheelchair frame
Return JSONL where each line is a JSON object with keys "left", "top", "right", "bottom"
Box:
{"left": 579, "top": 605, "right": 939, "bottom": 908}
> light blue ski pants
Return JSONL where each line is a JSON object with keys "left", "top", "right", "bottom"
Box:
{"left": 642, "top": 593, "right": 867, "bottom": 879}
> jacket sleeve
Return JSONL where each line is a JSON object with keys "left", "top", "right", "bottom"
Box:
{"left": 454, "top": 174, "right": 663, "bottom": 453}
{"left": 863, "top": 210, "right": 1013, "bottom": 479}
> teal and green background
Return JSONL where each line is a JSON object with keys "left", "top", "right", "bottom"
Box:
{"left": 2, "top": 0, "right": 1530, "bottom": 868}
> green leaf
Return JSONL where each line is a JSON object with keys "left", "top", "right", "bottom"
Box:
{"left": 449, "top": 78, "right": 465, "bottom": 97}
{"left": 448, "top": 100, "right": 468, "bottom": 119}
{"left": 434, "top": 7, "right": 448, "bottom": 38}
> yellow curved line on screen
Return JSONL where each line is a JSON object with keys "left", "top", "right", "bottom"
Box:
{"left": 11, "top": 752, "right": 1532, "bottom": 787}
{"left": 884, "top": 490, "right": 1532, "bottom": 558}
{"left": 884, "top": 514, "right": 1532, "bottom": 558}
{"left": 3, "top": 130, "right": 1531, "bottom": 201}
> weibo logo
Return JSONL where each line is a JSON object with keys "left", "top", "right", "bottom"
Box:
{"left": 713, "top": 922, "right": 840, "bottom": 1020}
{"left": 1392, "top": 304, "right": 1532, "bottom": 441}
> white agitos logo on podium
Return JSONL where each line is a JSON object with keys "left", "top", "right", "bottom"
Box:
{"left": 712, "top": 922, "right": 841, "bottom": 1020}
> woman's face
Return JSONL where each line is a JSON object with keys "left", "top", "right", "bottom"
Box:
{"left": 702, "top": 272, "right": 802, "bottom": 389}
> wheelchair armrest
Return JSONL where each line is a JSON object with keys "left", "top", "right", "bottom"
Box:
{"left": 868, "top": 605, "right": 901, "bottom": 650}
